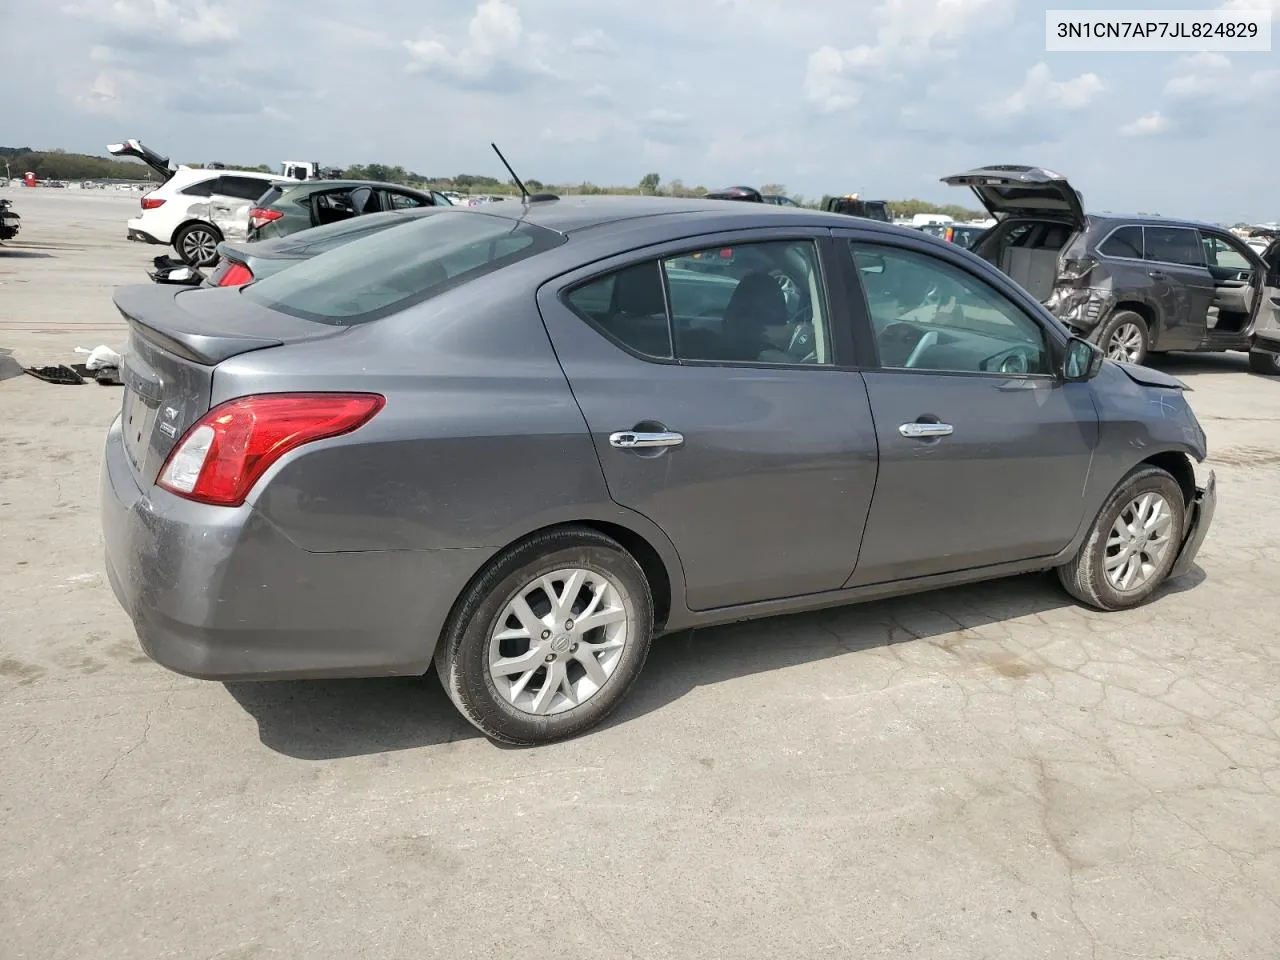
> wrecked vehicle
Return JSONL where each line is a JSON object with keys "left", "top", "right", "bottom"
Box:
{"left": 109, "top": 139, "right": 284, "bottom": 267}
{"left": 943, "top": 164, "right": 1280, "bottom": 373}
{"left": 102, "top": 196, "right": 1215, "bottom": 745}
{"left": 0, "top": 196, "right": 20, "bottom": 241}
{"left": 246, "top": 179, "right": 451, "bottom": 242}
{"left": 821, "top": 194, "right": 892, "bottom": 223}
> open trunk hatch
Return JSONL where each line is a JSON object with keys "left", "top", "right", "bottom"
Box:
{"left": 107, "top": 138, "right": 175, "bottom": 184}
{"left": 941, "top": 164, "right": 1085, "bottom": 226}
{"left": 113, "top": 284, "right": 348, "bottom": 483}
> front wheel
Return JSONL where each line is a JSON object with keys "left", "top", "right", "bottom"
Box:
{"left": 1248, "top": 349, "right": 1280, "bottom": 376}
{"left": 434, "top": 527, "right": 654, "bottom": 745}
{"left": 1057, "top": 466, "right": 1186, "bottom": 611}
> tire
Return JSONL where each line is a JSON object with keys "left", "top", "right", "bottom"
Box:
{"left": 1248, "top": 349, "right": 1280, "bottom": 376}
{"left": 434, "top": 527, "right": 654, "bottom": 745}
{"left": 1057, "top": 466, "right": 1186, "bottom": 611}
{"left": 1095, "top": 309, "right": 1150, "bottom": 365}
{"left": 174, "top": 222, "right": 221, "bottom": 267}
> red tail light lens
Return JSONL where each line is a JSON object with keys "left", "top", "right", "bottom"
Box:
{"left": 157, "top": 393, "right": 385, "bottom": 506}
{"left": 141, "top": 195, "right": 166, "bottom": 210}
{"left": 218, "top": 262, "right": 254, "bottom": 287}
{"left": 249, "top": 207, "right": 283, "bottom": 230}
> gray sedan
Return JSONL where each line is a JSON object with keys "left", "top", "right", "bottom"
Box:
{"left": 101, "top": 197, "right": 1216, "bottom": 744}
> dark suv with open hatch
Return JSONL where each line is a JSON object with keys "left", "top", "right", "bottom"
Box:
{"left": 944, "top": 165, "right": 1280, "bottom": 374}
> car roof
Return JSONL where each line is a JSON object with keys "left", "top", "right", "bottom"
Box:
{"left": 278, "top": 179, "right": 430, "bottom": 192}
{"left": 456, "top": 194, "right": 899, "bottom": 236}
{"left": 1089, "top": 213, "right": 1231, "bottom": 232}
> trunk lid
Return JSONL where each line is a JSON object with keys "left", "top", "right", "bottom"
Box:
{"left": 941, "top": 164, "right": 1086, "bottom": 226}
{"left": 107, "top": 138, "right": 174, "bottom": 184}
{"left": 113, "top": 284, "right": 348, "bottom": 482}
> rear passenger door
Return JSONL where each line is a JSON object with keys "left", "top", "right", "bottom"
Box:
{"left": 537, "top": 230, "right": 879, "bottom": 612}
{"left": 1141, "top": 225, "right": 1215, "bottom": 350}
{"left": 209, "top": 176, "right": 272, "bottom": 242}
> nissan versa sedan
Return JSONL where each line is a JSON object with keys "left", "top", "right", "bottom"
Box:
{"left": 102, "top": 197, "right": 1216, "bottom": 745}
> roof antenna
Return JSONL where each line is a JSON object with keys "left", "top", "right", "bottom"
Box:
{"left": 491, "top": 143, "right": 558, "bottom": 204}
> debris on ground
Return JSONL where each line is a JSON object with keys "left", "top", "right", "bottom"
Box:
{"left": 24, "top": 364, "right": 84, "bottom": 385}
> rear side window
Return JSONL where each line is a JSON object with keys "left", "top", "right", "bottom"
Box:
{"left": 1098, "top": 225, "right": 1144, "bottom": 259}
{"left": 1143, "top": 226, "right": 1204, "bottom": 267}
{"left": 564, "top": 240, "right": 833, "bottom": 366}
{"left": 180, "top": 177, "right": 219, "bottom": 198}
{"left": 243, "top": 211, "right": 564, "bottom": 325}
{"left": 219, "top": 176, "right": 275, "bottom": 201}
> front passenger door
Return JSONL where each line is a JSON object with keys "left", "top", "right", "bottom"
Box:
{"left": 837, "top": 236, "right": 1099, "bottom": 585}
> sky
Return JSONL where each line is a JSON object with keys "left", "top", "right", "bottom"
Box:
{"left": 1, "top": 0, "right": 1277, "bottom": 222}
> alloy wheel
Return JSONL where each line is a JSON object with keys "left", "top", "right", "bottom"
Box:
{"left": 1104, "top": 491, "right": 1174, "bottom": 592}
{"left": 182, "top": 227, "right": 218, "bottom": 265}
{"left": 1105, "top": 322, "right": 1145, "bottom": 363}
{"left": 487, "top": 567, "right": 629, "bottom": 716}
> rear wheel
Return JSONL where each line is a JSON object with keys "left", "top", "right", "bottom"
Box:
{"left": 434, "top": 527, "right": 654, "bottom": 744}
{"left": 1248, "top": 349, "right": 1280, "bottom": 376}
{"left": 1057, "top": 466, "right": 1185, "bottom": 611}
{"left": 1096, "top": 310, "right": 1150, "bottom": 364}
{"left": 175, "top": 222, "right": 221, "bottom": 267}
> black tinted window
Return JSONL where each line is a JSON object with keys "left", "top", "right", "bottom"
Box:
{"left": 566, "top": 262, "right": 672, "bottom": 359}
{"left": 180, "top": 177, "right": 218, "bottom": 198}
{"left": 1144, "top": 227, "right": 1204, "bottom": 267}
{"left": 1098, "top": 225, "right": 1144, "bottom": 259}
{"left": 243, "top": 212, "right": 564, "bottom": 325}
{"left": 219, "top": 176, "right": 274, "bottom": 201}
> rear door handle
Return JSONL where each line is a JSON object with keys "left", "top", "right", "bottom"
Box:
{"left": 1147, "top": 270, "right": 1165, "bottom": 279}
{"left": 899, "top": 422, "right": 953, "bottom": 439}
{"left": 609, "top": 430, "right": 684, "bottom": 449}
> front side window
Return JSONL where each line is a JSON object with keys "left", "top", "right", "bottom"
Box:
{"left": 1143, "top": 226, "right": 1204, "bottom": 267}
{"left": 243, "top": 211, "right": 564, "bottom": 325}
{"left": 564, "top": 239, "right": 834, "bottom": 366}
{"left": 1201, "top": 234, "right": 1252, "bottom": 271}
{"left": 850, "top": 242, "right": 1050, "bottom": 376}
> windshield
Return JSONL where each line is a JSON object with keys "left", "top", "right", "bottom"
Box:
{"left": 242, "top": 210, "right": 564, "bottom": 325}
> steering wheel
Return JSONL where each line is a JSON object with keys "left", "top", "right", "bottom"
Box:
{"left": 903, "top": 329, "right": 939, "bottom": 369}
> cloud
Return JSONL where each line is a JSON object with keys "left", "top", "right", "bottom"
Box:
{"left": 67, "top": 0, "right": 238, "bottom": 49}
{"left": 803, "top": 0, "right": 1013, "bottom": 112}
{"left": 1163, "top": 53, "right": 1280, "bottom": 107}
{"left": 1119, "top": 112, "right": 1171, "bottom": 137}
{"left": 570, "top": 28, "right": 616, "bottom": 54}
{"left": 984, "top": 63, "right": 1105, "bottom": 118}
{"left": 1218, "top": 0, "right": 1280, "bottom": 10}
{"left": 73, "top": 71, "right": 123, "bottom": 115}
{"left": 403, "top": 0, "right": 557, "bottom": 86}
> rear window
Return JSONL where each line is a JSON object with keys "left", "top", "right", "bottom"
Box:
{"left": 242, "top": 211, "right": 564, "bottom": 325}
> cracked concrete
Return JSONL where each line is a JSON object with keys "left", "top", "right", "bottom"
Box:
{"left": 2, "top": 191, "right": 1280, "bottom": 959}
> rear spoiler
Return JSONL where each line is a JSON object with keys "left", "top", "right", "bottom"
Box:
{"left": 114, "top": 284, "right": 283, "bottom": 365}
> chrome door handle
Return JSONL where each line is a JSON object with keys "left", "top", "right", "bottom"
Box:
{"left": 609, "top": 430, "right": 684, "bottom": 449}
{"left": 899, "top": 422, "right": 953, "bottom": 439}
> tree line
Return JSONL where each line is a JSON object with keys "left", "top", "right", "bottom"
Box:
{"left": 1, "top": 147, "right": 983, "bottom": 220}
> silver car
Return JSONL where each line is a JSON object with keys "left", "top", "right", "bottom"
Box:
{"left": 101, "top": 197, "right": 1216, "bottom": 744}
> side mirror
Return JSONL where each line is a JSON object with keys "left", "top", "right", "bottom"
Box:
{"left": 1062, "top": 335, "right": 1104, "bottom": 380}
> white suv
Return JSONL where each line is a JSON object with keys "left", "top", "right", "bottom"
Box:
{"left": 108, "top": 139, "right": 283, "bottom": 266}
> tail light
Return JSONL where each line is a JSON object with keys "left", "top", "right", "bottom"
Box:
{"left": 217, "top": 262, "right": 254, "bottom": 287}
{"left": 157, "top": 393, "right": 385, "bottom": 506}
{"left": 1058, "top": 258, "right": 1098, "bottom": 282}
{"left": 141, "top": 195, "right": 166, "bottom": 210}
{"left": 249, "top": 207, "right": 283, "bottom": 230}
{"left": 719, "top": 248, "right": 733, "bottom": 259}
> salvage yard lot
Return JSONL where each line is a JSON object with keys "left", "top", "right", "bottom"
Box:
{"left": 3, "top": 191, "right": 1280, "bottom": 960}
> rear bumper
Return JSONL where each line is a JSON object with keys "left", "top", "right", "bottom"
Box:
{"left": 100, "top": 415, "right": 484, "bottom": 681}
{"left": 126, "top": 217, "right": 165, "bottom": 245}
{"left": 1168, "top": 471, "right": 1216, "bottom": 581}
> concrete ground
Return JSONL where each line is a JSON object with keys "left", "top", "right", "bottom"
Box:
{"left": 3, "top": 190, "right": 1280, "bottom": 960}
